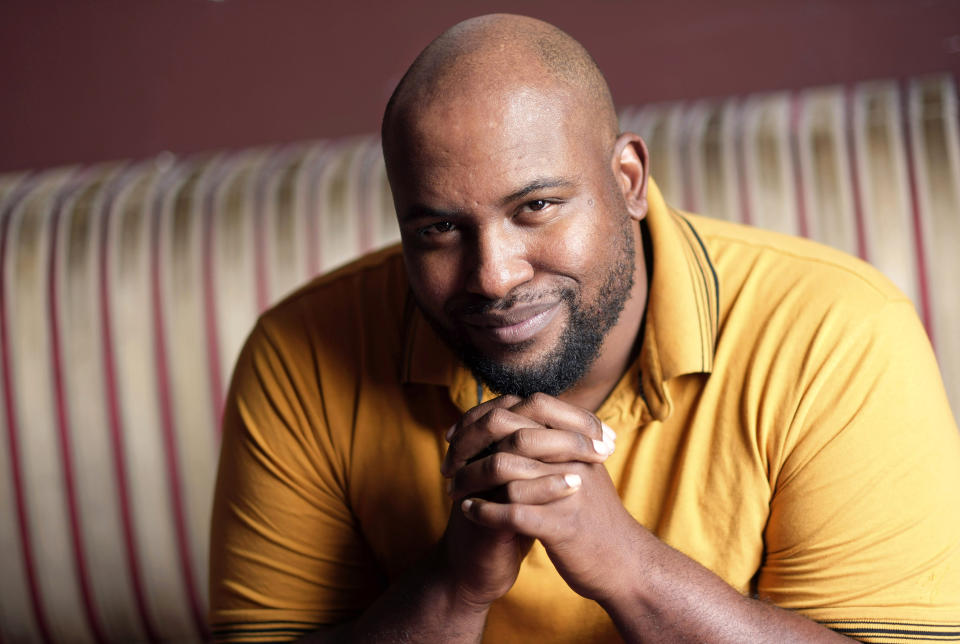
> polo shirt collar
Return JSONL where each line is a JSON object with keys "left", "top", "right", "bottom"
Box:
{"left": 638, "top": 179, "right": 719, "bottom": 420}
{"left": 400, "top": 178, "right": 719, "bottom": 419}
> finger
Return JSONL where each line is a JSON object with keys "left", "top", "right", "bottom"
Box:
{"left": 502, "top": 473, "right": 583, "bottom": 505}
{"left": 449, "top": 451, "right": 552, "bottom": 500}
{"left": 442, "top": 406, "right": 540, "bottom": 477}
{"left": 496, "top": 426, "right": 613, "bottom": 464}
{"left": 460, "top": 497, "right": 556, "bottom": 539}
{"left": 446, "top": 394, "right": 523, "bottom": 441}
{"left": 509, "top": 393, "right": 616, "bottom": 444}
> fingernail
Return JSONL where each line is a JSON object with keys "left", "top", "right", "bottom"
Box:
{"left": 593, "top": 439, "right": 613, "bottom": 456}
{"left": 602, "top": 423, "right": 616, "bottom": 442}
{"left": 564, "top": 473, "right": 582, "bottom": 489}
{"left": 461, "top": 499, "right": 474, "bottom": 512}
{"left": 445, "top": 424, "right": 456, "bottom": 441}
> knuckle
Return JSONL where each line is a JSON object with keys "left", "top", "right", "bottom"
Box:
{"left": 500, "top": 394, "right": 522, "bottom": 407}
{"left": 484, "top": 407, "right": 511, "bottom": 432}
{"left": 504, "top": 480, "right": 523, "bottom": 503}
{"left": 527, "top": 392, "right": 551, "bottom": 411}
{"left": 580, "top": 411, "right": 602, "bottom": 437}
{"left": 485, "top": 451, "right": 510, "bottom": 479}
{"left": 507, "top": 504, "right": 527, "bottom": 525}
{"left": 509, "top": 428, "right": 534, "bottom": 454}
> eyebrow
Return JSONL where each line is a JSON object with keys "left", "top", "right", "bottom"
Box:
{"left": 499, "top": 177, "right": 577, "bottom": 206}
{"left": 400, "top": 203, "right": 462, "bottom": 223}
{"left": 400, "top": 176, "right": 578, "bottom": 223}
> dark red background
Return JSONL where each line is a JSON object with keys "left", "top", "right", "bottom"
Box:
{"left": 2, "top": 0, "right": 958, "bottom": 172}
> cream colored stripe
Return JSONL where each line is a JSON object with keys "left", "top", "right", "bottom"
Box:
{"left": 685, "top": 100, "right": 744, "bottom": 223}
{"left": 57, "top": 163, "right": 151, "bottom": 642}
{"left": 631, "top": 104, "right": 688, "bottom": 209}
{"left": 372, "top": 143, "right": 400, "bottom": 249}
{"left": 160, "top": 156, "right": 221, "bottom": 624}
{"left": 740, "top": 92, "right": 800, "bottom": 237}
{"left": 0, "top": 174, "right": 44, "bottom": 644}
{"left": 851, "top": 81, "right": 920, "bottom": 306}
{"left": 683, "top": 101, "right": 713, "bottom": 218}
{"left": 293, "top": 142, "right": 331, "bottom": 280}
{"left": 108, "top": 161, "right": 196, "bottom": 640}
{"left": 320, "top": 139, "right": 365, "bottom": 272}
{"left": 618, "top": 105, "right": 642, "bottom": 139}
{"left": 0, "top": 173, "right": 27, "bottom": 205}
{"left": 8, "top": 169, "right": 96, "bottom": 643}
{"left": 797, "top": 87, "right": 859, "bottom": 256}
{"left": 907, "top": 75, "right": 960, "bottom": 417}
{"left": 211, "top": 150, "right": 270, "bottom": 393}
{"left": 718, "top": 99, "right": 748, "bottom": 225}
{"left": 353, "top": 137, "right": 398, "bottom": 254}
{"left": 264, "top": 146, "right": 311, "bottom": 303}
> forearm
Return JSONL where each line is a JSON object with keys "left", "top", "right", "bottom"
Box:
{"left": 601, "top": 527, "right": 851, "bottom": 643}
{"left": 299, "top": 545, "right": 489, "bottom": 644}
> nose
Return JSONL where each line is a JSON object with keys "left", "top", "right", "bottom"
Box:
{"left": 465, "top": 225, "right": 534, "bottom": 300}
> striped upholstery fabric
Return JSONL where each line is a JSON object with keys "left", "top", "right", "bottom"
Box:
{"left": 1, "top": 76, "right": 957, "bottom": 643}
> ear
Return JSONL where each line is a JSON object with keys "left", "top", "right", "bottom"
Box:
{"left": 611, "top": 133, "right": 649, "bottom": 222}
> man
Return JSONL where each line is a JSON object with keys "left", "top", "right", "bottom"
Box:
{"left": 209, "top": 14, "right": 960, "bottom": 643}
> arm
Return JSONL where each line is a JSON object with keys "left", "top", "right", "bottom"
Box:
{"left": 296, "top": 538, "right": 498, "bottom": 644}
{"left": 210, "top": 329, "right": 539, "bottom": 644}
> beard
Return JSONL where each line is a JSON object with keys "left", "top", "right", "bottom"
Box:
{"left": 418, "top": 212, "right": 637, "bottom": 398}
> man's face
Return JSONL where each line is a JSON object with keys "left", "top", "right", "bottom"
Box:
{"left": 390, "top": 86, "right": 639, "bottom": 397}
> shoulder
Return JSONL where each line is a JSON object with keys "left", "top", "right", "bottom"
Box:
{"left": 685, "top": 214, "right": 910, "bottom": 320}
{"left": 257, "top": 243, "right": 409, "bottom": 344}
{"left": 240, "top": 243, "right": 412, "bottom": 389}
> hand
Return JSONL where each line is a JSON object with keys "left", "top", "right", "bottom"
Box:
{"left": 446, "top": 393, "right": 642, "bottom": 605}
{"left": 441, "top": 392, "right": 615, "bottom": 478}
{"left": 437, "top": 395, "right": 533, "bottom": 609}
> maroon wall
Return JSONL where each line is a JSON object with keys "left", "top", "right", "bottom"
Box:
{"left": 2, "top": 0, "right": 959, "bottom": 172}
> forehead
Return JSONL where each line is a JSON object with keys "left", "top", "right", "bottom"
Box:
{"left": 394, "top": 85, "right": 599, "bottom": 205}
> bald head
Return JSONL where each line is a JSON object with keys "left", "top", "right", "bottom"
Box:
{"left": 381, "top": 14, "right": 620, "bottom": 162}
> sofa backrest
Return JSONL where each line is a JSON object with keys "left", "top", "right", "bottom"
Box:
{"left": 1, "top": 75, "right": 957, "bottom": 643}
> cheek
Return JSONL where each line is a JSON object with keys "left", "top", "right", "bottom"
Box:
{"left": 531, "top": 217, "right": 602, "bottom": 279}
{"left": 403, "top": 250, "right": 460, "bottom": 314}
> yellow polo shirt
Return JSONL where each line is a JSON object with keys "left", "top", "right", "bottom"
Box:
{"left": 209, "top": 180, "right": 960, "bottom": 643}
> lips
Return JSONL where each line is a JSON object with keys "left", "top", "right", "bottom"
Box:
{"left": 459, "top": 301, "right": 563, "bottom": 345}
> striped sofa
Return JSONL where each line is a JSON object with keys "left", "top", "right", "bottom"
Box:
{"left": 1, "top": 75, "right": 957, "bottom": 643}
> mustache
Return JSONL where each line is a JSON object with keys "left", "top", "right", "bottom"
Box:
{"left": 450, "top": 287, "right": 572, "bottom": 316}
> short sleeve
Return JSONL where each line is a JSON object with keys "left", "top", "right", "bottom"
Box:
{"left": 758, "top": 300, "right": 960, "bottom": 641}
{"left": 208, "top": 320, "right": 383, "bottom": 643}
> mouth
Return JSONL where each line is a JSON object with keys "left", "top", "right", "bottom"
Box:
{"left": 459, "top": 301, "right": 563, "bottom": 345}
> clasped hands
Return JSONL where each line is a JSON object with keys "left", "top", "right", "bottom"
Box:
{"left": 439, "top": 392, "right": 645, "bottom": 610}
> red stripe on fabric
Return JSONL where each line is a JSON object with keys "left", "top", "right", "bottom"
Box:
{"left": 98, "top": 166, "right": 162, "bottom": 643}
{"left": 48, "top": 174, "right": 109, "bottom": 644}
{"left": 789, "top": 92, "right": 810, "bottom": 239}
{"left": 844, "top": 86, "right": 870, "bottom": 261}
{"left": 0, "top": 174, "right": 55, "bottom": 644}
{"left": 202, "top": 158, "right": 227, "bottom": 434}
{"left": 734, "top": 100, "right": 753, "bottom": 226}
{"left": 149, "top": 171, "right": 211, "bottom": 641}
{"left": 899, "top": 80, "right": 936, "bottom": 347}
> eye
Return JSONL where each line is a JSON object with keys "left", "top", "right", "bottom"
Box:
{"left": 418, "top": 221, "right": 457, "bottom": 236}
{"left": 526, "top": 199, "right": 549, "bottom": 212}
